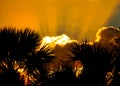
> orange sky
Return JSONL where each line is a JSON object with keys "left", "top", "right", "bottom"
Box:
{"left": 0, "top": 0, "right": 119, "bottom": 41}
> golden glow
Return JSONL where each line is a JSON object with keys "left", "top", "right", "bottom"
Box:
{"left": 17, "top": 68, "right": 37, "bottom": 85}
{"left": 88, "top": 42, "right": 94, "bottom": 45}
{"left": 17, "top": 68, "right": 28, "bottom": 85}
{"left": 41, "top": 34, "right": 78, "bottom": 48}
{"left": 75, "top": 66, "right": 83, "bottom": 78}
{"left": 95, "top": 27, "right": 108, "bottom": 42}
{"left": 0, "top": 0, "right": 119, "bottom": 40}
{"left": 106, "top": 72, "right": 113, "bottom": 85}
{"left": 74, "top": 60, "right": 83, "bottom": 78}
{"left": 17, "top": 68, "right": 24, "bottom": 73}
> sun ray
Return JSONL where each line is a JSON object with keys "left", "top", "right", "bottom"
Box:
{"left": 0, "top": 0, "right": 119, "bottom": 40}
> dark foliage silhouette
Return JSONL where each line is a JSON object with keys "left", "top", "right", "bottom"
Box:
{"left": 0, "top": 27, "right": 40, "bottom": 65}
{"left": 69, "top": 42, "right": 113, "bottom": 86}
{"left": 0, "top": 66, "right": 24, "bottom": 86}
{"left": 25, "top": 44, "right": 55, "bottom": 86}
{"left": 0, "top": 27, "right": 41, "bottom": 86}
{"left": 109, "top": 46, "right": 120, "bottom": 86}
{"left": 0, "top": 27, "right": 120, "bottom": 86}
{"left": 49, "top": 65, "right": 77, "bottom": 86}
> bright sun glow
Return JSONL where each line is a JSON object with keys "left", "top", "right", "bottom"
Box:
{"left": 41, "top": 34, "right": 78, "bottom": 48}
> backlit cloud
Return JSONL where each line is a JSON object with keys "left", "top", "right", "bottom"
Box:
{"left": 95, "top": 26, "right": 120, "bottom": 46}
{"left": 41, "top": 34, "right": 78, "bottom": 48}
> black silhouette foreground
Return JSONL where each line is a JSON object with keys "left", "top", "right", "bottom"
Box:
{"left": 0, "top": 27, "right": 120, "bottom": 86}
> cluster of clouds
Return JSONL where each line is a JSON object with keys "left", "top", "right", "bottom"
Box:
{"left": 40, "top": 26, "right": 120, "bottom": 60}
{"left": 41, "top": 26, "right": 120, "bottom": 59}
{"left": 95, "top": 26, "right": 120, "bottom": 46}
{"left": 41, "top": 26, "right": 120, "bottom": 76}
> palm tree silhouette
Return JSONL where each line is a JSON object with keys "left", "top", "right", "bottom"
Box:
{"left": 0, "top": 27, "right": 118, "bottom": 86}
{"left": 0, "top": 27, "right": 41, "bottom": 86}
{"left": 25, "top": 44, "right": 55, "bottom": 86}
{"left": 0, "top": 66, "right": 24, "bottom": 86}
{"left": 109, "top": 46, "right": 120, "bottom": 86}
{"left": 0, "top": 27, "right": 40, "bottom": 66}
{"left": 51, "top": 63, "right": 77, "bottom": 86}
{"left": 68, "top": 41, "right": 113, "bottom": 86}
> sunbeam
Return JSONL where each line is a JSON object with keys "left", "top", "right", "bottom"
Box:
{"left": 0, "top": 0, "right": 119, "bottom": 40}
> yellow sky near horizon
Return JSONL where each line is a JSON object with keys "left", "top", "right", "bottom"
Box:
{"left": 0, "top": 0, "right": 119, "bottom": 41}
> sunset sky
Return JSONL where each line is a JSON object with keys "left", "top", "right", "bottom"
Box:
{"left": 0, "top": 0, "right": 120, "bottom": 41}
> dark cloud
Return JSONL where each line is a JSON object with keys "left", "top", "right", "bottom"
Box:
{"left": 95, "top": 26, "right": 120, "bottom": 46}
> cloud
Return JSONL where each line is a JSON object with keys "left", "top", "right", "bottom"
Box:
{"left": 40, "top": 34, "right": 78, "bottom": 71}
{"left": 41, "top": 34, "right": 78, "bottom": 48}
{"left": 95, "top": 26, "right": 120, "bottom": 46}
{"left": 41, "top": 34, "right": 78, "bottom": 60}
